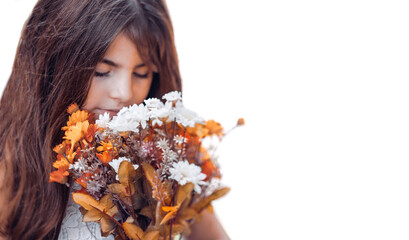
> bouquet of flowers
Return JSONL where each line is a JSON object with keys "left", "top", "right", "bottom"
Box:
{"left": 50, "top": 91, "right": 243, "bottom": 239}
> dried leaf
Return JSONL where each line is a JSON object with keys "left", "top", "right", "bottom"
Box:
{"left": 175, "top": 183, "right": 194, "bottom": 206}
{"left": 171, "top": 224, "right": 186, "bottom": 236}
{"left": 118, "top": 161, "right": 137, "bottom": 187}
{"left": 142, "top": 162, "right": 171, "bottom": 205}
{"left": 139, "top": 206, "right": 153, "bottom": 219}
{"left": 142, "top": 230, "right": 159, "bottom": 240}
{"left": 142, "top": 162, "right": 157, "bottom": 188}
{"left": 101, "top": 216, "right": 116, "bottom": 236}
{"left": 192, "top": 187, "right": 230, "bottom": 212}
{"left": 178, "top": 208, "right": 198, "bottom": 221}
{"left": 108, "top": 183, "right": 125, "bottom": 195}
{"left": 123, "top": 222, "right": 144, "bottom": 240}
{"left": 83, "top": 208, "right": 102, "bottom": 222}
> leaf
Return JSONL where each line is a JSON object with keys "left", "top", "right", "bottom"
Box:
{"left": 73, "top": 193, "right": 119, "bottom": 236}
{"left": 101, "top": 216, "right": 116, "bottom": 236}
{"left": 118, "top": 161, "right": 137, "bottom": 186}
{"left": 192, "top": 187, "right": 230, "bottom": 212}
{"left": 160, "top": 205, "right": 179, "bottom": 225}
{"left": 178, "top": 208, "right": 198, "bottom": 221}
{"left": 72, "top": 192, "right": 100, "bottom": 211}
{"left": 83, "top": 208, "right": 102, "bottom": 222}
{"left": 108, "top": 183, "right": 125, "bottom": 195}
{"left": 142, "top": 162, "right": 171, "bottom": 205}
{"left": 171, "top": 224, "right": 185, "bottom": 236}
{"left": 142, "top": 162, "right": 157, "bottom": 188}
{"left": 139, "top": 206, "right": 153, "bottom": 219}
{"left": 175, "top": 183, "right": 194, "bottom": 206}
{"left": 72, "top": 193, "right": 117, "bottom": 216}
{"left": 123, "top": 222, "right": 144, "bottom": 240}
{"left": 142, "top": 230, "right": 160, "bottom": 240}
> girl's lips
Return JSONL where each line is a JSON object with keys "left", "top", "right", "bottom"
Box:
{"left": 95, "top": 108, "right": 119, "bottom": 117}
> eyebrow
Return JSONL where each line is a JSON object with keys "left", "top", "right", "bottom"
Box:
{"left": 101, "top": 59, "right": 146, "bottom": 68}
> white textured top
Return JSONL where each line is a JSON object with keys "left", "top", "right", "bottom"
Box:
{"left": 58, "top": 192, "right": 114, "bottom": 240}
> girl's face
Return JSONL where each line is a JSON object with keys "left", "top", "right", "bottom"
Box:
{"left": 83, "top": 32, "right": 154, "bottom": 117}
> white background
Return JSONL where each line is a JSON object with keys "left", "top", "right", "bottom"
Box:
{"left": 1, "top": 0, "right": 409, "bottom": 239}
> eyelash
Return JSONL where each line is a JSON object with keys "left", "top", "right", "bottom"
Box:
{"left": 94, "top": 71, "right": 149, "bottom": 78}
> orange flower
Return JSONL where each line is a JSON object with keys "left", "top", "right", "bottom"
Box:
{"left": 67, "top": 103, "right": 79, "bottom": 114}
{"left": 97, "top": 141, "right": 114, "bottom": 152}
{"left": 201, "top": 160, "right": 220, "bottom": 180}
{"left": 186, "top": 124, "right": 209, "bottom": 138}
{"left": 205, "top": 120, "right": 224, "bottom": 137}
{"left": 62, "top": 110, "right": 89, "bottom": 131}
{"left": 49, "top": 167, "right": 69, "bottom": 184}
{"left": 96, "top": 151, "right": 113, "bottom": 164}
{"left": 63, "top": 121, "right": 89, "bottom": 150}
{"left": 53, "top": 154, "right": 70, "bottom": 169}
{"left": 85, "top": 124, "right": 98, "bottom": 143}
{"left": 237, "top": 118, "right": 245, "bottom": 126}
{"left": 53, "top": 144, "right": 65, "bottom": 155}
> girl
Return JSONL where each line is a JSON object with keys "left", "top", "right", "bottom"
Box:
{"left": 0, "top": 0, "right": 228, "bottom": 239}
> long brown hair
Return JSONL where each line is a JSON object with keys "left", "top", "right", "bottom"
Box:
{"left": 0, "top": 0, "right": 181, "bottom": 239}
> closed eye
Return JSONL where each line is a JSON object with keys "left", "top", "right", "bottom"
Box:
{"left": 95, "top": 71, "right": 110, "bottom": 77}
{"left": 134, "top": 72, "right": 149, "bottom": 78}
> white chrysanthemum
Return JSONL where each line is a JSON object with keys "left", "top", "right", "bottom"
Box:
{"left": 174, "top": 104, "right": 204, "bottom": 128}
{"left": 169, "top": 161, "right": 207, "bottom": 194}
{"left": 128, "top": 104, "right": 149, "bottom": 129}
{"left": 95, "top": 112, "right": 111, "bottom": 128}
{"left": 162, "top": 91, "right": 182, "bottom": 102}
{"left": 108, "top": 106, "right": 138, "bottom": 132}
{"left": 108, "top": 157, "right": 139, "bottom": 180}
{"left": 144, "top": 98, "right": 164, "bottom": 110}
{"left": 108, "top": 104, "right": 149, "bottom": 132}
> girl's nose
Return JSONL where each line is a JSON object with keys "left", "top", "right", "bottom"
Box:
{"left": 109, "top": 72, "right": 132, "bottom": 103}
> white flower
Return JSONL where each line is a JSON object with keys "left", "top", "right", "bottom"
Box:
{"left": 162, "top": 149, "right": 178, "bottom": 163}
{"left": 162, "top": 91, "right": 182, "bottom": 102}
{"left": 108, "top": 157, "right": 138, "bottom": 180}
{"left": 144, "top": 98, "right": 164, "bottom": 110}
{"left": 108, "top": 104, "right": 149, "bottom": 132}
{"left": 69, "top": 158, "right": 88, "bottom": 174}
{"left": 174, "top": 104, "right": 204, "bottom": 128}
{"left": 169, "top": 160, "right": 207, "bottom": 194}
{"left": 128, "top": 104, "right": 149, "bottom": 129}
{"left": 156, "top": 138, "right": 169, "bottom": 151}
{"left": 151, "top": 118, "right": 163, "bottom": 127}
{"left": 95, "top": 112, "right": 111, "bottom": 128}
{"left": 204, "top": 178, "right": 223, "bottom": 197}
{"left": 173, "top": 135, "right": 186, "bottom": 145}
